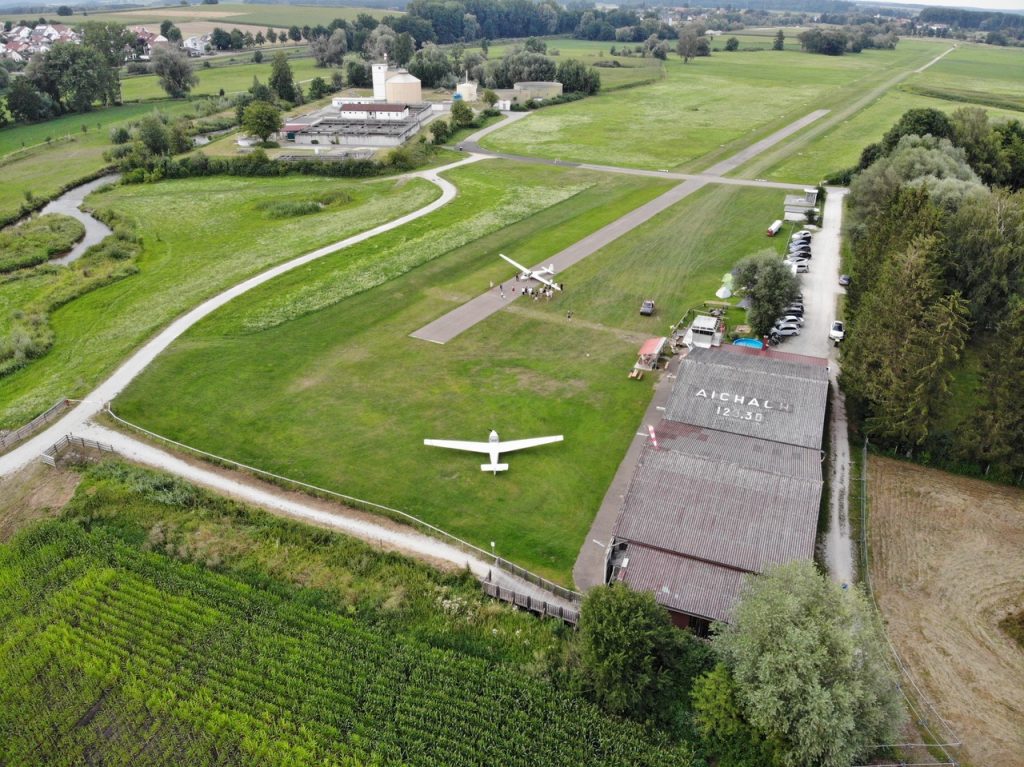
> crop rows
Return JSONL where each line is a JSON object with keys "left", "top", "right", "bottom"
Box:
{"left": 0, "top": 523, "right": 693, "bottom": 766}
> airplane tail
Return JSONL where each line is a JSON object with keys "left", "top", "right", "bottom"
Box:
{"left": 481, "top": 463, "right": 509, "bottom": 473}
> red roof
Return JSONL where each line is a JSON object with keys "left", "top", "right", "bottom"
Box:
{"left": 638, "top": 337, "right": 666, "bottom": 357}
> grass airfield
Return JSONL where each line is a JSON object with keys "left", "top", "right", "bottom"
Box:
{"left": 113, "top": 163, "right": 786, "bottom": 583}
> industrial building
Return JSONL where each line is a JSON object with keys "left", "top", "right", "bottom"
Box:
{"left": 279, "top": 60, "right": 433, "bottom": 149}
{"left": 608, "top": 345, "right": 829, "bottom": 633}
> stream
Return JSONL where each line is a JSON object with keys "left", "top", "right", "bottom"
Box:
{"left": 40, "top": 174, "right": 120, "bottom": 265}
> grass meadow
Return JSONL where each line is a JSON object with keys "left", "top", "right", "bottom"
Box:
{"left": 0, "top": 175, "right": 440, "bottom": 427}
{"left": 903, "top": 42, "right": 1024, "bottom": 111}
{"left": 113, "top": 162, "right": 784, "bottom": 584}
{"left": 0, "top": 101, "right": 197, "bottom": 222}
{"left": 481, "top": 39, "right": 942, "bottom": 173}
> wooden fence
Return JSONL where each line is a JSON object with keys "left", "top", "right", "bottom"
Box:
{"left": 495, "top": 557, "right": 582, "bottom": 605}
{"left": 0, "top": 399, "right": 71, "bottom": 453}
{"left": 40, "top": 435, "right": 114, "bottom": 467}
{"left": 481, "top": 581, "right": 580, "bottom": 627}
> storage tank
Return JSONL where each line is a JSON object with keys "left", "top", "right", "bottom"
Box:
{"left": 456, "top": 81, "right": 478, "bottom": 102}
{"left": 385, "top": 71, "right": 422, "bottom": 103}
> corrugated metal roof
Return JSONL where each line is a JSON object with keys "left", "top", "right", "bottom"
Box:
{"left": 650, "top": 420, "right": 822, "bottom": 480}
{"left": 618, "top": 544, "right": 748, "bottom": 623}
{"left": 664, "top": 346, "right": 829, "bottom": 450}
{"left": 613, "top": 441, "right": 821, "bottom": 573}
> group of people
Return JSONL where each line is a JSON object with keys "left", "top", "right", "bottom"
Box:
{"left": 492, "top": 280, "right": 561, "bottom": 301}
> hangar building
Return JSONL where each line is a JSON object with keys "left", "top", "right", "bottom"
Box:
{"left": 608, "top": 345, "right": 829, "bottom": 633}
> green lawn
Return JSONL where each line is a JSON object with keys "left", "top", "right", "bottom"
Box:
{"left": 121, "top": 57, "right": 328, "bottom": 101}
{"left": 112, "top": 161, "right": 675, "bottom": 583}
{"left": 904, "top": 42, "right": 1024, "bottom": 109}
{"left": 481, "top": 42, "right": 940, "bottom": 172}
{"left": 112, "top": 163, "right": 783, "bottom": 584}
{"left": 0, "top": 175, "right": 440, "bottom": 428}
{"left": 0, "top": 101, "right": 196, "bottom": 222}
{"left": 763, "top": 88, "right": 1024, "bottom": 183}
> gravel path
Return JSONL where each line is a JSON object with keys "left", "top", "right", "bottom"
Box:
{"left": 76, "top": 422, "right": 578, "bottom": 610}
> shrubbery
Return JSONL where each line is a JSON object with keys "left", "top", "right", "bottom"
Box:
{"left": 0, "top": 214, "right": 85, "bottom": 273}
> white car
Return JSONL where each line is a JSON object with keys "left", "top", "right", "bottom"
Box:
{"left": 829, "top": 320, "right": 846, "bottom": 342}
{"left": 777, "top": 314, "right": 804, "bottom": 326}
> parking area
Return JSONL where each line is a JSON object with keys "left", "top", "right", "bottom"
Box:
{"left": 773, "top": 189, "right": 848, "bottom": 361}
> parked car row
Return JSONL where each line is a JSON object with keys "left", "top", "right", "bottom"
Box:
{"left": 770, "top": 293, "right": 805, "bottom": 344}
{"left": 784, "top": 230, "right": 812, "bottom": 274}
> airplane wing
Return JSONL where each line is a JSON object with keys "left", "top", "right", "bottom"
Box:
{"left": 495, "top": 435, "right": 564, "bottom": 452}
{"left": 499, "top": 253, "right": 530, "bottom": 273}
{"left": 424, "top": 439, "right": 494, "bottom": 454}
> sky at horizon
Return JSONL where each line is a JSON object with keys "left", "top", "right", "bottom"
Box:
{"left": 896, "top": 0, "right": 1024, "bottom": 10}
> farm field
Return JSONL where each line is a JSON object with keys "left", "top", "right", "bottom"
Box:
{"left": 0, "top": 175, "right": 440, "bottom": 428}
{"left": 764, "top": 87, "right": 1024, "bottom": 183}
{"left": 112, "top": 166, "right": 783, "bottom": 583}
{"left": 120, "top": 56, "right": 326, "bottom": 101}
{"left": 868, "top": 456, "right": 1024, "bottom": 767}
{"left": 481, "top": 40, "right": 942, "bottom": 173}
{"left": 0, "top": 100, "right": 196, "bottom": 223}
{"left": 0, "top": 462, "right": 695, "bottom": 766}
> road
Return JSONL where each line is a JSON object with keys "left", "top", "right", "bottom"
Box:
{"left": 778, "top": 188, "right": 854, "bottom": 585}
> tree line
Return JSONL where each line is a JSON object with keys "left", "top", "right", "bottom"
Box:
{"left": 840, "top": 107, "right": 1024, "bottom": 481}
{"left": 575, "top": 563, "right": 902, "bottom": 767}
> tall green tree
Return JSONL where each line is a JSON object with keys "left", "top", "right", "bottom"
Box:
{"left": 5, "top": 76, "right": 55, "bottom": 122}
{"left": 881, "top": 107, "right": 955, "bottom": 152}
{"left": 81, "top": 21, "right": 133, "bottom": 69}
{"left": 676, "top": 30, "right": 698, "bottom": 62}
{"left": 555, "top": 58, "right": 600, "bottom": 94}
{"left": 151, "top": 46, "right": 198, "bottom": 98}
{"left": 26, "top": 42, "right": 117, "bottom": 113}
{"left": 268, "top": 51, "right": 297, "bottom": 102}
{"left": 692, "top": 664, "right": 779, "bottom": 767}
{"left": 712, "top": 562, "right": 904, "bottom": 767}
{"left": 241, "top": 101, "right": 282, "bottom": 142}
{"left": 968, "top": 298, "right": 1024, "bottom": 479}
{"left": 772, "top": 29, "right": 785, "bottom": 50}
{"left": 734, "top": 252, "right": 800, "bottom": 336}
{"left": 578, "top": 584, "right": 712, "bottom": 727}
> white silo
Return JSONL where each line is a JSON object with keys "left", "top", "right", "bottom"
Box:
{"left": 371, "top": 62, "right": 388, "bottom": 101}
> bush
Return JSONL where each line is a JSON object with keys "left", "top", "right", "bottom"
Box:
{"left": 0, "top": 214, "right": 86, "bottom": 273}
{"left": 109, "top": 126, "right": 131, "bottom": 144}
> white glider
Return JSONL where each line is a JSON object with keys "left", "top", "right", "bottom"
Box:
{"left": 499, "top": 253, "right": 561, "bottom": 291}
{"left": 424, "top": 430, "right": 563, "bottom": 474}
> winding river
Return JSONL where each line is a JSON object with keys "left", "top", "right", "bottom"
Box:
{"left": 40, "top": 174, "right": 119, "bottom": 265}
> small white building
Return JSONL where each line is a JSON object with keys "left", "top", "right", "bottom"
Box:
{"left": 338, "top": 103, "right": 410, "bottom": 121}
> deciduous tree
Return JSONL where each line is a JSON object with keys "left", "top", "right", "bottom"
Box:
{"left": 151, "top": 46, "right": 198, "bottom": 98}
{"left": 268, "top": 51, "right": 297, "bottom": 102}
{"left": 578, "top": 584, "right": 712, "bottom": 727}
{"left": 712, "top": 562, "right": 904, "bottom": 767}
{"left": 734, "top": 251, "right": 801, "bottom": 336}
{"left": 241, "top": 100, "right": 282, "bottom": 142}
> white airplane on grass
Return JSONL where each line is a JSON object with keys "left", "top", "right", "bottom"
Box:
{"left": 424, "top": 430, "right": 564, "bottom": 474}
{"left": 499, "top": 254, "right": 561, "bottom": 291}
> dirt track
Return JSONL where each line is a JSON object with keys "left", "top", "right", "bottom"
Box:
{"left": 868, "top": 456, "right": 1024, "bottom": 767}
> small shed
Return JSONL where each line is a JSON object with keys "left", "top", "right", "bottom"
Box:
{"left": 636, "top": 337, "right": 667, "bottom": 371}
